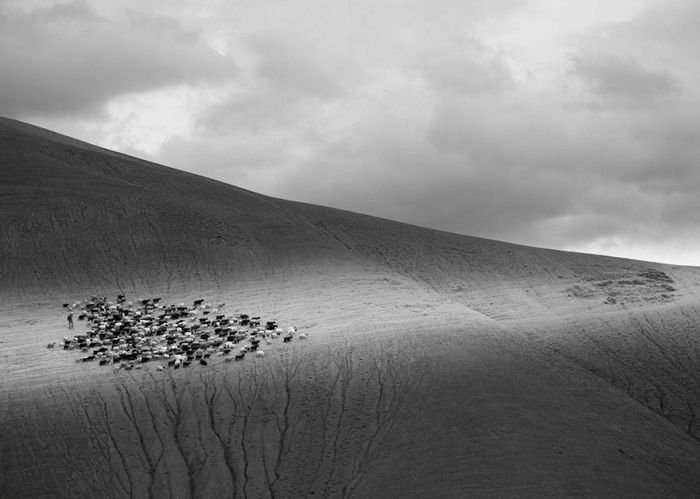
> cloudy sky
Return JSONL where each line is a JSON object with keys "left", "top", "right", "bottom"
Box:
{"left": 2, "top": 0, "right": 699, "bottom": 265}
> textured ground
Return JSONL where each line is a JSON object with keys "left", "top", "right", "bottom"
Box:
{"left": 2, "top": 117, "right": 700, "bottom": 497}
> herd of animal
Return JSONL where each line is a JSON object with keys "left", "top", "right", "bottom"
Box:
{"left": 49, "top": 295, "right": 306, "bottom": 370}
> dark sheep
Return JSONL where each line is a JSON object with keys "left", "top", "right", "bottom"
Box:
{"left": 56, "top": 295, "right": 306, "bottom": 373}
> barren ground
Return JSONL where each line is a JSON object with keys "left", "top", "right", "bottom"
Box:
{"left": 2, "top": 117, "right": 700, "bottom": 497}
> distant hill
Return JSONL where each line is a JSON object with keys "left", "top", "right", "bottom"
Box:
{"left": 2, "top": 117, "right": 700, "bottom": 497}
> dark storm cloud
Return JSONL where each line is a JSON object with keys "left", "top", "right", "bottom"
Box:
{"left": 0, "top": 1, "right": 237, "bottom": 117}
{"left": 613, "top": 0, "right": 700, "bottom": 46}
{"left": 251, "top": 89, "right": 585, "bottom": 244}
{"left": 416, "top": 36, "right": 513, "bottom": 95}
{"left": 246, "top": 32, "right": 360, "bottom": 99}
{"left": 570, "top": 53, "right": 678, "bottom": 104}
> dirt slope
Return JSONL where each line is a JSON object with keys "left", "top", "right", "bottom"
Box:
{"left": 2, "top": 117, "right": 700, "bottom": 497}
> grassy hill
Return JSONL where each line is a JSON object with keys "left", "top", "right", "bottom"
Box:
{"left": 2, "top": 117, "right": 700, "bottom": 497}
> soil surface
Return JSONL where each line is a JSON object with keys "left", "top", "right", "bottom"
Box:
{"left": 2, "top": 117, "right": 700, "bottom": 498}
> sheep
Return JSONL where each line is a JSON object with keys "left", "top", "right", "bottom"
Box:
{"left": 57, "top": 295, "right": 314, "bottom": 373}
{"left": 255, "top": 350, "right": 265, "bottom": 358}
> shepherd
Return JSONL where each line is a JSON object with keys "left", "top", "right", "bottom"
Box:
{"left": 67, "top": 312, "right": 74, "bottom": 329}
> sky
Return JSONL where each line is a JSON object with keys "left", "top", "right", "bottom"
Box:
{"left": 2, "top": 0, "right": 700, "bottom": 265}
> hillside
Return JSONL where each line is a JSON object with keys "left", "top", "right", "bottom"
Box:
{"left": 2, "top": 117, "right": 700, "bottom": 497}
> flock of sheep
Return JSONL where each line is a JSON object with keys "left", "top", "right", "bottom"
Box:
{"left": 51, "top": 295, "right": 306, "bottom": 371}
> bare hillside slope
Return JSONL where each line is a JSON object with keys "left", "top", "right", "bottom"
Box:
{"left": 2, "top": 117, "right": 700, "bottom": 497}
{"left": 3, "top": 116, "right": 700, "bottom": 312}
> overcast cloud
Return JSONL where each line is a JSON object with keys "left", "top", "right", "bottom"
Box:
{"left": 3, "top": 0, "right": 700, "bottom": 265}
